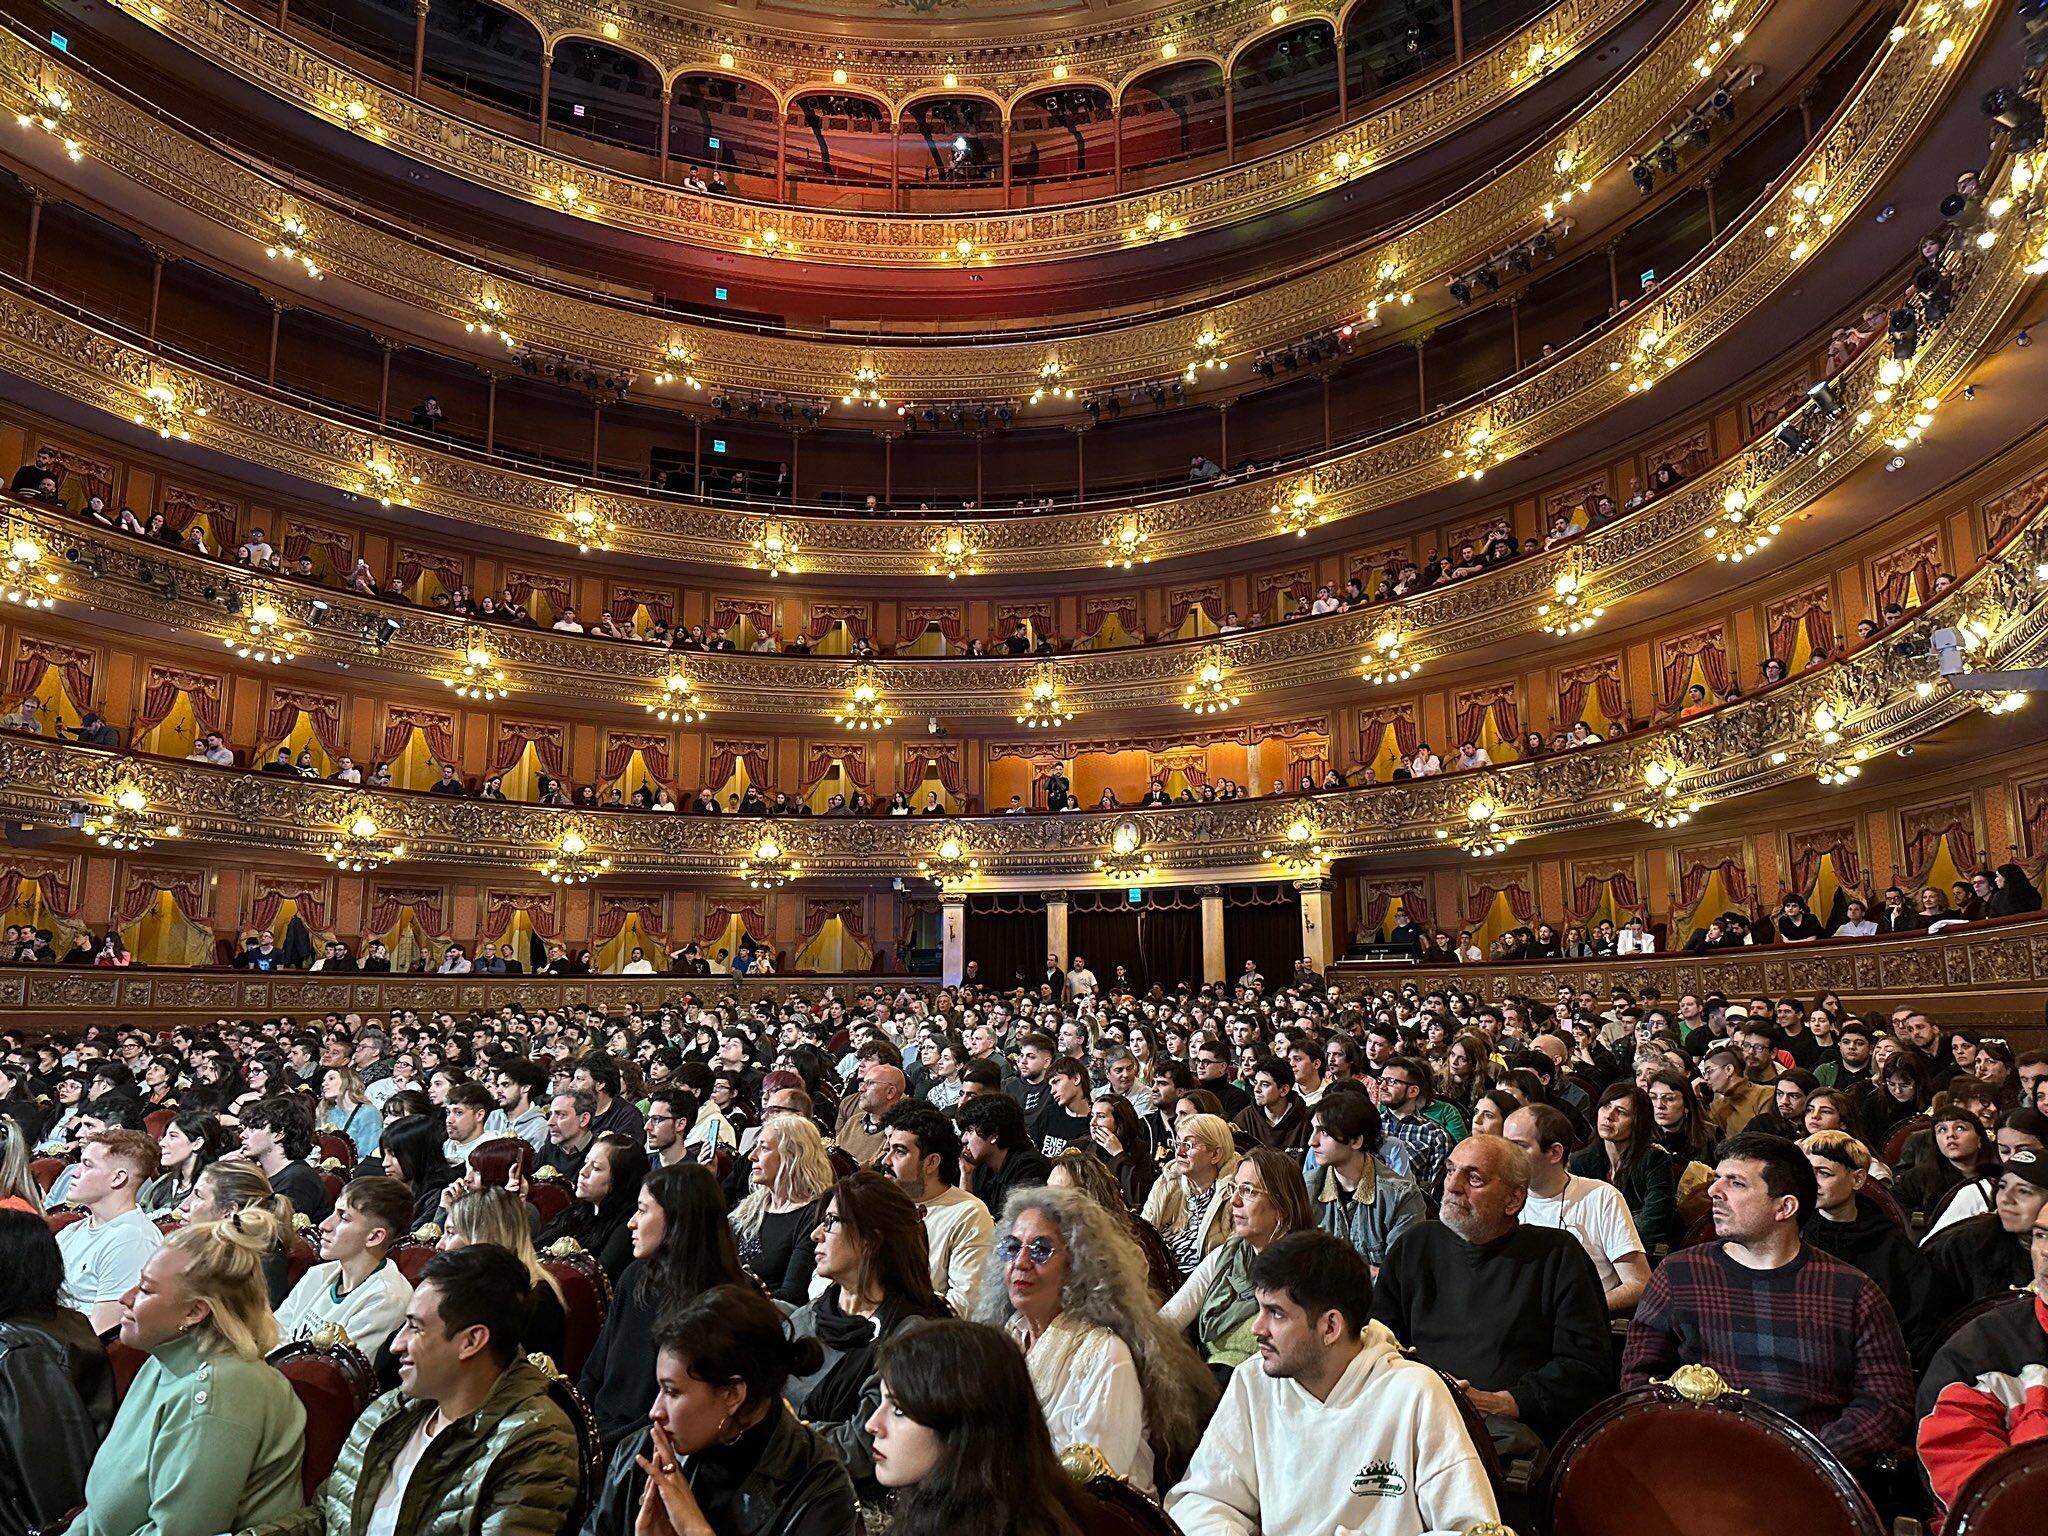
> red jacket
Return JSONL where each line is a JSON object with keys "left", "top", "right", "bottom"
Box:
{"left": 1916, "top": 1292, "right": 2048, "bottom": 1523}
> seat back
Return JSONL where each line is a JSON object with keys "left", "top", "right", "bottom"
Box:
{"left": 44, "top": 1209, "right": 85, "bottom": 1234}
{"left": 106, "top": 1338, "right": 149, "bottom": 1404}
{"left": 30, "top": 1156, "right": 67, "bottom": 1193}
{"left": 536, "top": 1357, "right": 605, "bottom": 1533}
{"left": 540, "top": 1241, "right": 612, "bottom": 1380}
{"left": 390, "top": 1238, "right": 438, "bottom": 1285}
{"left": 268, "top": 1334, "right": 378, "bottom": 1501}
{"left": 469, "top": 1137, "right": 534, "bottom": 1187}
{"left": 1538, "top": 1370, "right": 1883, "bottom": 1536}
{"left": 1058, "top": 1447, "right": 1185, "bottom": 1536}
{"left": 525, "top": 1179, "right": 573, "bottom": 1225}
{"left": 826, "top": 1144, "right": 860, "bottom": 1179}
{"left": 1128, "top": 1215, "right": 1182, "bottom": 1306}
{"left": 1947, "top": 1437, "right": 2048, "bottom": 1535}
{"left": 143, "top": 1108, "right": 175, "bottom": 1138}
{"left": 285, "top": 1233, "right": 320, "bottom": 1290}
{"left": 1423, "top": 1361, "right": 1510, "bottom": 1512}
{"left": 1882, "top": 1114, "right": 1932, "bottom": 1168}
{"left": 315, "top": 1134, "right": 356, "bottom": 1171}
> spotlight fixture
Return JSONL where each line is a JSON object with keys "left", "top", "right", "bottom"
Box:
{"left": 372, "top": 616, "right": 401, "bottom": 646}
{"left": 308, "top": 598, "right": 331, "bottom": 627}
{"left": 1805, "top": 381, "right": 1844, "bottom": 418}
{"left": 1774, "top": 421, "right": 1815, "bottom": 456}
{"left": 1632, "top": 161, "right": 1655, "bottom": 195}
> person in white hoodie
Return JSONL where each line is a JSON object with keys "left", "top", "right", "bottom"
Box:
{"left": 273, "top": 1174, "right": 415, "bottom": 1358}
{"left": 1169, "top": 1229, "right": 1499, "bottom": 1536}
{"left": 878, "top": 1101, "right": 993, "bottom": 1313}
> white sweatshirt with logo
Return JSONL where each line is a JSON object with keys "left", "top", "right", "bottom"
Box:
{"left": 1167, "top": 1321, "right": 1498, "bottom": 1536}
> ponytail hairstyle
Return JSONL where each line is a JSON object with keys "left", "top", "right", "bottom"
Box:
{"left": 876, "top": 1318, "right": 1087, "bottom": 1536}
{"left": 166, "top": 1206, "right": 288, "bottom": 1358}
{"left": 193, "top": 1156, "right": 297, "bottom": 1231}
{"left": 654, "top": 1282, "right": 825, "bottom": 1420}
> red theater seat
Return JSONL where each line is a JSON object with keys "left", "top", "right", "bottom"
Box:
{"left": 268, "top": 1334, "right": 378, "bottom": 1500}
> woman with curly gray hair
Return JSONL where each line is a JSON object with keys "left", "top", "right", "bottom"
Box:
{"left": 972, "top": 1183, "right": 1216, "bottom": 1495}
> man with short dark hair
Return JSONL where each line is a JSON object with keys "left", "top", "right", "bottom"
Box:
{"left": 1005, "top": 1032, "right": 1057, "bottom": 1137}
{"left": 491, "top": 1057, "right": 549, "bottom": 1150}
{"left": 1700, "top": 1046, "right": 1773, "bottom": 1135}
{"left": 1168, "top": 1229, "right": 1499, "bottom": 1536}
{"left": 239, "top": 1095, "right": 332, "bottom": 1221}
{"left": 572, "top": 1053, "right": 644, "bottom": 1143}
{"left": 284, "top": 1245, "right": 580, "bottom": 1534}
{"left": 957, "top": 1091, "right": 1050, "bottom": 1214}
{"left": 880, "top": 1101, "right": 992, "bottom": 1311}
{"left": 1308, "top": 1092, "right": 1424, "bottom": 1275}
{"left": 1233, "top": 1055, "right": 1310, "bottom": 1156}
{"left": 536, "top": 1087, "right": 596, "bottom": 1181}
{"left": 1037, "top": 1056, "right": 1094, "bottom": 1156}
{"left": 1193, "top": 1036, "right": 1252, "bottom": 1119}
{"left": 1624, "top": 1132, "right": 1913, "bottom": 1471}
{"left": 1375, "top": 1056, "right": 1452, "bottom": 1202}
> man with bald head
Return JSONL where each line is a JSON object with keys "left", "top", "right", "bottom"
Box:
{"left": 1371, "top": 1135, "right": 1613, "bottom": 1457}
{"left": 837, "top": 1061, "right": 906, "bottom": 1166}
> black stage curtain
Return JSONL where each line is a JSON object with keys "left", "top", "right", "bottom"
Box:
{"left": 1069, "top": 889, "right": 1199, "bottom": 994}
{"left": 1225, "top": 882, "right": 1302, "bottom": 985}
{"left": 966, "top": 893, "right": 1047, "bottom": 991}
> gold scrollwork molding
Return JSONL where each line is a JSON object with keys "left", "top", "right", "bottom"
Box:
{"left": 1, "top": 525, "right": 2042, "bottom": 881}
{"left": 97, "top": 0, "right": 1639, "bottom": 263}
{"left": 0, "top": 1, "right": 1986, "bottom": 577}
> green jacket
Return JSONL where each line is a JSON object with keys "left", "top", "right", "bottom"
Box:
{"left": 248, "top": 1358, "right": 581, "bottom": 1536}
{"left": 79, "top": 1334, "right": 306, "bottom": 1536}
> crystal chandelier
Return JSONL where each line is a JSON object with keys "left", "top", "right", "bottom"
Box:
{"left": 1182, "top": 658, "right": 1239, "bottom": 716}
{"left": 445, "top": 646, "right": 508, "bottom": 702}
{"left": 1435, "top": 797, "right": 1516, "bottom": 858}
{"left": 1015, "top": 673, "right": 1073, "bottom": 729}
{"left": 648, "top": 674, "right": 706, "bottom": 723}
{"left": 541, "top": 831, "right": 612, "bottom": 884}
{"left": 926, "top": 524, "right": 978, "bottom": 579}
{"left": 226, "top": 600, "right": 303, "bottom": 664}
{"left": 838, "top": 674, "right": 894, "bottom": 732}
{"left": 918, "top": 829, "right": 980, "bottom": 891}
{"left": 751, "top": 521, "right": 798, "bottom": 577}
{"left": 84, "top": 787, "right": 181, "bottom": 851}
{"left": 1360, "top": 629, "right": 1416, "bottom": 685}
{"left": 324, "top": 814, "right": 406, "bottom": 871}
{"left": 1537, "top": 571, "right": 1603, "bottom": 636}
{"left": 3, "top": 533, "right": 60, "bottom": 609}
{"left": 740, "top": 832, "right": 800, "bottom": 890}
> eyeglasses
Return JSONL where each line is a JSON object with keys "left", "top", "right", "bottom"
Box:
{"left": 997, "top": 1234, "right": 1058, "bottom": 1266}
{"left": 816, "top": 1213, "right": 846, "bottom": 1234}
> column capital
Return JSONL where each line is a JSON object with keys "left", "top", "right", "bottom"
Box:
{"left": 1194, "top": 884, "right": 1224, "bottom": 899}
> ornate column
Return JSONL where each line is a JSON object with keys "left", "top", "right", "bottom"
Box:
{"left": 941, "top": 895, "right": 966, "bottom": 986}
{"left": 374, "top": 335, "right": 396, "bottom": 425}
{"left": 1199, "top": 884, "right": 1225, "bottom": 984}
{"left": 1046, "top": 890, "right": 1070, "bottom": 966}
{"left": 1296, "top": 878, "right": 1335, "bottom": 970}
{"left": 657, "top": 82, "right": 673, "bottom": 179}
{"left": 23, "top": 187, "right": 45, "bottom": 286}
{"left": 265, "top": 296, "right": 287, "bottom": 385}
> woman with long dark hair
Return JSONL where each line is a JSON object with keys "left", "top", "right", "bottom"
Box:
{"left": 1891, "top": 1104, "right": 2000, "bottom": 1223}
{"left": 1085, "top": 1092, "right": 1156, "bottom": 1211}
{"left": 0, "top": 1208, "right": 114, "bottom": 1534}
{"left": 785, "top": 1171, "right": 949, "bottom": 1497}
{"left": 867, "top": 1318, "right": 1091, "bottom": 1536}
{"left": 1865, "top": 1049, "right": 1936, "bottom": 1149}
{"left": 1642, "top": 1069, "right": 1716, "bottom": 1228}
{"left": 378, "top": 1112, "right": 460, "bottom": 1225}
{"left": 139, "top": 1111, "right": 230, "bottom": 1214}
{"left": 579, "top": 1161, "right": 747, "bottom": 1453}
{"left": 1567, "top": 1084, "right": 1679, "bottom": 1251}
{"left": 582, "top": 1284, "right": 856, "bottom": 1536}
{"left": 537, "top": 1132, "right": 648, "bottom": 1283}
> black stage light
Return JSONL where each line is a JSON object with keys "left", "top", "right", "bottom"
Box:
{"left": 1775, "top": 421, "right": 1814, "bottom": 455}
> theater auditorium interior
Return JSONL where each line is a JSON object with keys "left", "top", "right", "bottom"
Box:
{"left": 1, "top": 0, "right": 2047, "bottom": 1533}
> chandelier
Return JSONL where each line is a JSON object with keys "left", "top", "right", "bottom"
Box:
{"left": 1030, "top": 359, "right": 1074, "bottom": 405}
{"left": 541, "top": 831, "right": 612, "bottom": 885}
{"left": 561, "top": 504, "right": 613, "bottom": 553}
{"left": 751, "top": 521, "right": 798, "bottom": 577}
{"left": 1447, "top": 424, "right": 1507, "bottom": 480}
{"left": 354, "top": 449, "right": 418, "bottom": 508}
{"left": 3, "top": 533, "right": 60, "bottom": 609}
{"left": 1702, "top": 487, "right": 1780, "bottom": 564}
{"left": 1123, "top": 207, "right": 1185, "bottom": 245}
{"left": 264, "top": 212, "right": 321, "bottom": 278}
{"left": 1274, "top": 486, "right": 1323, "bottom": 538}
{"left": 1015, "top": 673, "right": 1073, "bottom": 729}
{"left": 1262, "top": 819, "right": 1329, "bottom": 874}
{"left": 653, "top": 344, "right": 700, "bottom": 389}
{"left": 648, "top": 674, "right": 707, "bottom": 723}
{"left": 926, "top": 524, "right": 979, "bottom": 579}
{"left": 226, "top": 599, "right": 303, "bottom": 664}
{"left": 1360, "top": 629, "right": 1417, "bottom": 685}
{"left": 324, "top": 814, "right": 406, "bottom": 871}
{"left": 1816, "top": 750, "right": 1868, "bottom": 787}
{"left": 84, "top": 787, "right": 181, "bottom": 851}
{"left": 1435, "top": 797, "right": 1516, "bottom": 858}
{"left": 1182, "top": 658, "right": 1240, "bottom": 716}
{"left": 15, "top": 81, "right": 81, "bottom": 161}
{"left": 1095, "top": 820, "right": 1155, "bottom": 883}
{"left": 1102, "top": 517, "right": 1149, "bottom": 569}
{"left": 918, "top": 829, "right": 980, "bottom": 891}
{"left": 1537, "top": 572, "right": 1603, "bottom": 636}
{"left": 464, "top": 296, "right": 514, "bottom": 347}
{"left": 134, "top": 383, "right": 205, "bottom": 441}
{"left": 838, "top": 674, "right": 894, "bottom": 732}
{"left": 1610, "top": 763, "right": 1700, "bottom": 828}
{"left": 740, "top": 831, "right": 800, "bottom": 890}
{"left": 1185, "top": 327, "right": 1227, "bottom": 381}
{"left": 842, "top": 360, "right": 887, "bottom": 408}
{"left": 445, "top": 646, "right": 508, "bottom": 701}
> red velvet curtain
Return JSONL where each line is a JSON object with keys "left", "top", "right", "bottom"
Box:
{"left": 597, "top": 896, "right": 664, "bottom": 943}
{"left": 699, "top": 903, "right": 767, "bottom": 944}
{"left": 1790, "top": 832, "right": 1864, "bottom": 896}
{"left": 283, "top": 519, "right": 355, "bottom": 576}
{"left": 490, "top": 724, "right": 564, "bottom": 776}
{"left": 604, "top": 734, "right": 673, "bottom": 781}
{"left": 383, "top": 708, "right": 456, "bottom": 764}
{"left": 708, "top": 742, "right": 766, "bottom": 789}
{"left": 1680, "top": 857, "right": 1750, "bottom": 909}
{"left": 368, "top": 888, "right": 447, "bottom": 935}
{"left": 118, "top": 869, "right": 205, "bottom": 925}
{"left": 904, "top": 745, "right": 962, "bottom": 794}
{"left": 484, "top": 891, "right": 559, "bottom": 940}
{"left": 1559, "top": 668, "right": 1626, "bottom": 727}
{"left": 10, "top": 646, "right": 94, "bottom": 706}
{"left": 251, "top": 883, "right": 329, "bottom": 933}
{"left": 1360, "top": 707, "right": 1419, "bottom": 758}
{"left": 1466, "top": 880, "right": 1535, "bottom": 926}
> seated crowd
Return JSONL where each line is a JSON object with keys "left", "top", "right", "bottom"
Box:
{"left": 1, "top": 958, "right": 2045, "bottom": 1534}
{"left": 1363, "top": 873, "right": 2046, "bottom": 967}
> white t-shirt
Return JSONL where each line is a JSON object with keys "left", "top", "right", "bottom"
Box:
{"left": 1521, "top": 1173, "right": 1644, "bottom": 1292}
{"left": 56, "top": 1206, "right": 163, "bottom": 1310}
{"left": 366, "top": 1409, "right": 442, "bottom": 1536}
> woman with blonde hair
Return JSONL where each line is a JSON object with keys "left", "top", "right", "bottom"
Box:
{"left": 1161, "top": 1147, "right": 1316, "bottom": 1379}
{"left": 0, "top": 1115, "right": 44, "bottom": 1212}
{"left": 182, "top": 1157, "right": 299, "bottom": 1305}
{"left": 317, "top": 1065, "right": 380, "bottom": 1160}
{"left": 75, "top": 1209, "right": 307, "bottom": 1536}
{"left": 1141, "top": 1111, "right": 1239, "bottom": 1279}
{"left": 974, "top": 1183, "right": 1215, "bottom": 1495}
{"left": 730, "top": 1111, "right": 835, "bottom": 1303}
{"left": 439, "top": 1185, "right": 566, "bottom": 1369}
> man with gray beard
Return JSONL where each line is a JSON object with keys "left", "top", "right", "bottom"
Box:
{"left": 1369, "top": 1135, "right": 1613, "bottom": 1458}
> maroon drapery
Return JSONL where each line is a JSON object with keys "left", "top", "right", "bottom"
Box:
{"left": 118, "top": 868, "right": 206, "bottom": 926}
{"left": 708, "top": 740, "right": 767, "bottom": 789}
{"left": 490, "top": 722, "right": 564, "bottom": 776}
{"left": 1662, "top": 634, "right": 1732, "bottom": 700}
{"left": 902, "top": 744, "right": 961, "bottom": 795}
{"left": 383, "top": 707, "right": 456, "bottom": 765}
{"left": 250, "top": 881, "right": 330, "bottom": 933}
{"left": 700, "top": 903, "right": 767, "bottom": 945}
{"left": 597, "top": 895, "right": 664, "bottom": 943}
{"left": 1359, "top": 706, "right": 1419, "bottom": 759}
{"left": 484, "top": 890, "right": 559, "bottom": 940}
{"left": 806, "top": 743, "right": 873, "bottom": 790}
{"left": 1680, "top": 856, "right": 1750, "bottom": 908}
{"left": 1558, "top": 665, "right": 1627, "bottom": 728}
{"left": 9, "top": 642, "right": 94, "bottom": 708}
{"left": 605, "top": 733, "right": 673, "bottom": 782}
{"left": 1466, "top": 880, "right": 1534, "bottom": 926}
{"left": 368, "top": 887, "right": 446, "bottom": 935}
{"left": 1790, "top": 829, "right": 1864, "bottom": 896}
{"left": 267, "top": 690, "right": 343, "bottom": 753}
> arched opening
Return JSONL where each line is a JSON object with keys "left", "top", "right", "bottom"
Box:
{"left": 1117, "top": 61, "right": 1228, "bottom": 190}
{"left": 1008, "top": 85, "right": 1116, "bottom": 203}
{"left": 1230, "top": 21, "right": 1342, "bottom": 153}
{"left": 1343, "top": 0, "right": 1454, "bottom": 110}
{"left": 546, "top": 37, "right": 663, "bottom": 156}
{"left": 422, "top": 0, "right": 546, "bottom": 128}
{"left": 783, "top": 90, "right": 895, "bottom": 208}
{"left": 897, "top": 94, "right": 1005, "bottom": 210}
{"left": 668, "top": 73, "right": 780, "bottom": 192}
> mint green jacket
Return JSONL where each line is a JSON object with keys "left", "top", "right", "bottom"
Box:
{"left": 77, "top": 1334, "right": 306, "bottom": 1536}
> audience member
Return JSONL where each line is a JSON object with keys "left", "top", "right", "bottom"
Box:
{"left": 880, "top": 1101, "right": 994, "bottom": 1313}
{"left": 54, "top": 1128, "right": 164, "bottom": 1332}
{"left": 274, "top": 1173, "right": 416, "bottom": 1357}
{"left": 0, "top": 1209, "right": 113, "bottom": 1535}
